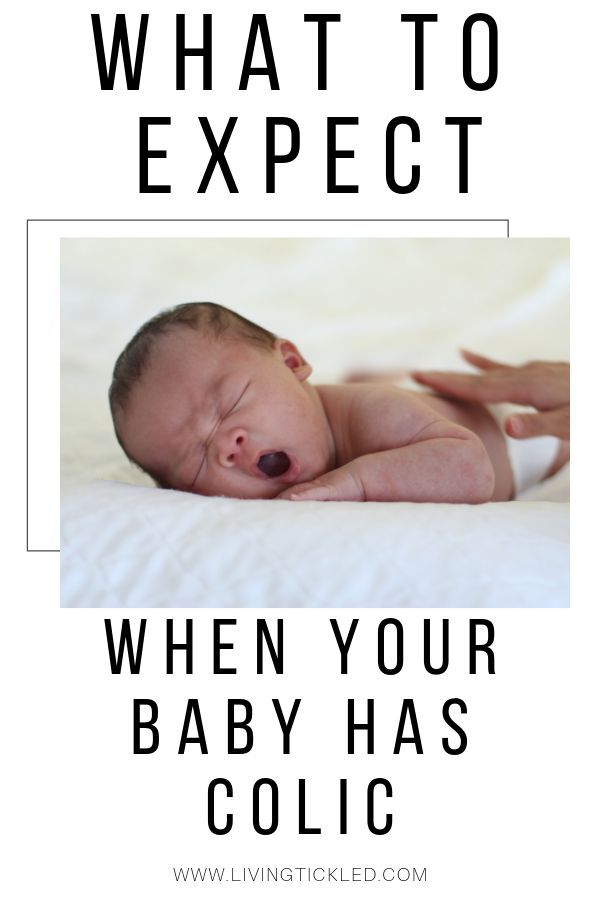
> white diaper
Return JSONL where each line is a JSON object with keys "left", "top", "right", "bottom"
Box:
{"left": 489, "top": 404, "right": 561, "bottom": 495}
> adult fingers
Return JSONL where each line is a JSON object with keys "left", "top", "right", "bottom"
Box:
{"left": 460, "top": 349, "right": 509, "bottom": 371}
{"left": 505, "top": 405, "right": 570, "bottom": 440}
{"left": 410, "top": 369, "right": 522, "bottom": 404}
{"left": 413, "top": 359, "right": 569, "bottom": 412}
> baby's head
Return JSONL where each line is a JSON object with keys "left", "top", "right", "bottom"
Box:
{"left": 109, "top": 302, "right": 334, "bottom": 498}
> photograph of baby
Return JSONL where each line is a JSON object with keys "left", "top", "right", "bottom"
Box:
{"left": 61, "top": 237, "right": 569, "bottom": 608}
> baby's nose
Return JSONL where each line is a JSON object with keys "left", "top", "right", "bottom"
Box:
{"left": 217, "top": 428, "right": 248, "bottom": 468}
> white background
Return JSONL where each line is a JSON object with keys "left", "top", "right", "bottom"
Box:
{"left": 3, "top": 1, "right": 598, "bottom": 897}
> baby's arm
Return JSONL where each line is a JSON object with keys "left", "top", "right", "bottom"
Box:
{"left": 279, "top": 387, "right": 495, "bottom": 503}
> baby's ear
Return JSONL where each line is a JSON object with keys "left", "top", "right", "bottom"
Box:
{"left": 276, "top": 339, "right": 313, "bottom": 381}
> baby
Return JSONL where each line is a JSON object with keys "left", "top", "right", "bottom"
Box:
{"left": 109, "top": 302, "right": 569, "bottom": 503}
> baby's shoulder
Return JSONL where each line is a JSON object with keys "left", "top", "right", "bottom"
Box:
{"left": 318, "top": 380, "right": 423, "bottom": 417}
{"left": 347, "top": 382, "right": 440, "bottom": 416}
{"left": 329, "top": 383, "right": 446, "bottom": 453}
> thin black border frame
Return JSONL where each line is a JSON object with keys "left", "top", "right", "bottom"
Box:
{"left": 26, "top": 215, "right": 510, "bottom": 551}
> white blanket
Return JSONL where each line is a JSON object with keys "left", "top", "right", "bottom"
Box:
{"left": 61, "top": 238, "right": 569, "bottom": 607}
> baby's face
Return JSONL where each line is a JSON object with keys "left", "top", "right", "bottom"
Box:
{"left": 118, "top": 329, "right": 335, "bottom": 498}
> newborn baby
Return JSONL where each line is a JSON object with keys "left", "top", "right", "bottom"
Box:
{"left": 109, "top": 302, "right": 569, "bottom": 502}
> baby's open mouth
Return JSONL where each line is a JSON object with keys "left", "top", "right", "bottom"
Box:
{"left": 257, "top": 451, "right": 291, "bottom": 478}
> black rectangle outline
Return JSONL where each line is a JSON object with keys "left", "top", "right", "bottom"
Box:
{"left": 26, "top": 215, "right": 510, "bottom": 551}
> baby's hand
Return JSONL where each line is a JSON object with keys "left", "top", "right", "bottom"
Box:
{"left": 277, "top": 463, "right": 366, "bottom": 502}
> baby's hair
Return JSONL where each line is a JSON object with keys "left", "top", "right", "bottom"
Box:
{"left": 109, "top": 301, "right": 277, "bottom": 481}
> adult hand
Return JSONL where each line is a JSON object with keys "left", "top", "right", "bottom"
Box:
{"left": 412, "top": 350, "right": 570, "bottom": 440}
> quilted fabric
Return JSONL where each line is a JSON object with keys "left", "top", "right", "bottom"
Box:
{"left": 61, "top": 472, "right": 568, "bottom": 607}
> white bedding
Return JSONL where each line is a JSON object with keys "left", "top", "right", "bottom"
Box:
{"left": 60, "top": 238, "right": 569, "bottom": 608}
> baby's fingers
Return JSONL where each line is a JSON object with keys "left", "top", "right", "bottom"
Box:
{"left": 277, "top": 477, "right": 341, "bottom": 500}
{"left": 287, "top": 482, "right": 336, "bottom": 501}
{"left": 277, "top": 480, "right": 325, "bottom": 500}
